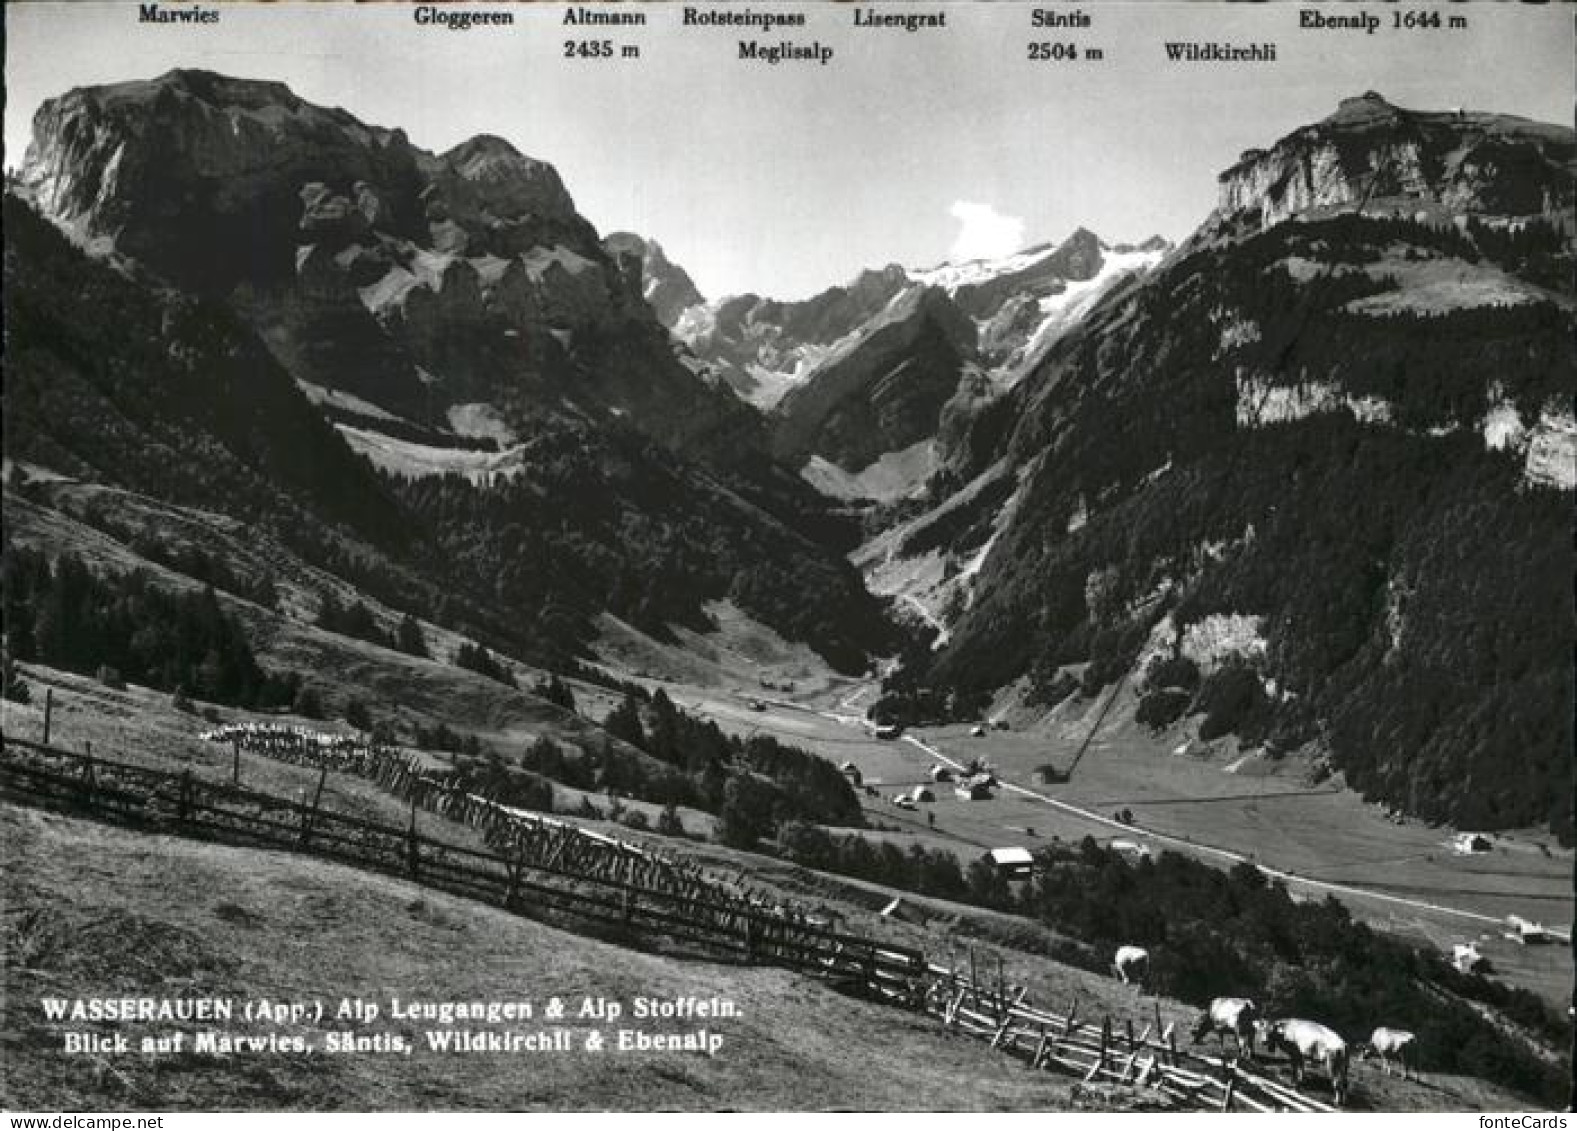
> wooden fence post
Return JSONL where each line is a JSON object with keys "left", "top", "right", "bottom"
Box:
{"left": 406, "top": 802, "right": 420, "bottom": 877}
{"left": 42, "top": 687, "right": 53, "bottom": 746}
{"left": 1220, "top": 1060, "right": 1237, "bottom": 1112}
{"left": 78, "top": 755, "right": 95, "bottom": 810}
{"left": 505, "top": 857, "right": 521, "bottom": 909}
{"left": 300, "top": 763, "right": 328, "bottom": 847}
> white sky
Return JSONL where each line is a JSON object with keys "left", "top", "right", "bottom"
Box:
{"left": 5, "top": 1, "right": 1572, "bottom": 299}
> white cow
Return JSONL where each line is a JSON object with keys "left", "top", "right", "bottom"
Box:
{"left": 1191, "top": 997, "right": 1260, "bottom": 1060}
{"left": 1452, "top": 942, "right": 1486, "bottom": 973}
{"left": 1359, "top": 1027, "right": 1417, "bottom": 1079}
{"left": 1257, "top": 1018, "right": 1350, "bottom": 1106}
{"left": 1112, "top": 945, "right": 1150, "bottom": 986}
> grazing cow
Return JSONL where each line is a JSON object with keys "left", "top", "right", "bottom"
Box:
{"left": 1112, "top": 945, "right": 1149, "bottom": 986}
{"left": 1257, "top": 1018, "right": 1350, "bottom": 1106}
{"left": 1191, "top": 997, "right": 1260, "bottom": 1060}
{"left": 1358, "top": 1027, "right": 1417, "bottom": 1079}
{"left": 1452, "top": 942, "right": 1486, "bottom": 973}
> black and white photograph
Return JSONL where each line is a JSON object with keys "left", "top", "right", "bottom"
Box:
{"left": 1, "top": 0, "right": 1573, "bottom": 1116}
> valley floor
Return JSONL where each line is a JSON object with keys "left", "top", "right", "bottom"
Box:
{"left": 601, "top": 634, "right": 1573, "bottom": 1013}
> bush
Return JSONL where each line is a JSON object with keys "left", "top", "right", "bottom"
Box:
{"left": 619, "top": 810, "right": 651, "bottom": 832}
{"left": 1028, "top": 668, "right": 1080, "bottom": 708}
{"left": 95, "top": 664, "right": 125, "bottom": 690}
{"left": 716, "top": 773, "right": 780, "bottom": 850}
{"left": 395, "top": 614, "right": 428, "bottom": 658}
{"left": 172, "top": 684, "right": 194, "bottom": 713}
{"left": 1144, "top": 654, "right": 1200, "bottom": 693}
{"left": 1, "top": 656, "right": 30, "bottom": 704}
{"left": 1196, "top": 660, "right": 1269, "bottom": 741}
{"left": 1136, "top": 688, "right": 1191, "bottom": 730}
{"left": 656, "top": 803, "right": 686, "bottom": 838}
{"left": 345, "top": 698, "right": 373, "bottom": 731}
{"left": 455, "top": 641, "right": 515, "bottom": 687}
{"left": 292, "top": 684, "right": 324, "bottom": 720}
{"left": 534, "top": 675, "right": 577, "bottom": 713}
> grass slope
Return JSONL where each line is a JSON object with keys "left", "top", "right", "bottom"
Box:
{"left": 1, "top": 806, "right": 1090, "bottom": 1112}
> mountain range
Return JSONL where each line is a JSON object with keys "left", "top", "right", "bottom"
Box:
{"left": 6, "top": 77, "right": 1574, "bottom": 838}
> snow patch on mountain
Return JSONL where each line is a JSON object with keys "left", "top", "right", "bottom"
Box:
{"left": 908, "top": 244, "right": 1061, "bottom": 291}
{"left": 296, "top": 379, "right": 411, "bottom": 425}
{"left": 998, "top": 246, "right": 1167, "bottom": 383}
{"left": 801, "top": 440, "right": 938, "bottom": 503}
{"left": 336, "top": 424, "right": 524, "bottom": 486}
{"left": 522, "top": 245, "right": 596, "bottom": 280}
{"left": 446, "top": 402, "right": 517, "bottom": 446}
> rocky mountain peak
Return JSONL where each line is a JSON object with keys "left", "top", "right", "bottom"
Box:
{"left": 433, "top": 132, "right": 578, "bottom": 226}
{"left": 1212, "top": 93, "right": 1577, "bottom": 233}
{"left": 602, "top": 231, "right": 706, "bottom": 325}
{"left": 144, "top": 67, "right": 307, "bottom": 112}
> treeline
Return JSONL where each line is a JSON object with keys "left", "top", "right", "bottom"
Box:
{"left": 454, "top": 640, "right": 513, "bottom": 685}
{"left": 777, "top": 820, "right": 986, "bottom": 902}
{"left": 315, "top": 591, "right": 428, "bottom": 658}
{"left": 1, "top": 545, "right": 297, "bottom": 708}
{"left": 601, "top": 690, "right": 865, "bottom": 838}
{"left": 126, "top": 533, "right": 280, "bottom": 610}
{"left": 517, "top": 734, "right": 697, "bottom": 809}
{"left": 770, "top": 818, "right": 1567, "bottom": 1107}
{"left": 1014, "top": 843, "right": 1570, "bottom": 1107}
{"left": 451, "top": 690, "right": 862, "bottom": 842}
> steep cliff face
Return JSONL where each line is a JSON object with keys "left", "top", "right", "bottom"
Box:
{"left": 671, "top": 265, "right": 915, "bottom": 408}
{"left": 17, "top": 69, "right": 754, "bottom": 457}
{"left": 1213, "top": 92, "right": 1577, "bottom": 233}
{"left": 946, "top": 227, "right": 1105, "bottom": 319}
{"left": 602, "top": 232, "right": 705, "bottom": 326}
{"left": 772, "top": 286, "right": 978, "bottom": 472}
{"left": 23, "top": 70, "right": 427, "bottom": 289}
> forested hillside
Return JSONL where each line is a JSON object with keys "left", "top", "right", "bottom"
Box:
{"left": 899, "top": 212, "right": 1576, "bottom": 839}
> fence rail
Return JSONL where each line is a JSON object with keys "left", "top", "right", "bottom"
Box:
{"left": 0, "top": 733, "right": 1333, "bottom": 1112}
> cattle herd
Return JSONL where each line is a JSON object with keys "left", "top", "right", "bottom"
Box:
{"left": 1115, "top": 945, "right": 1418, "bottom": 1106}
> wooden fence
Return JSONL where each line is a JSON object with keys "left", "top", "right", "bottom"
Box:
{"left": 919, "top": 965, "right": 1337, "bottom": 1112}
{"left": 0, "top": 733, "right": 1333, "bottom": 1112}
{"left": 0, "top": 735, "right": 926, "bottom": 983}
